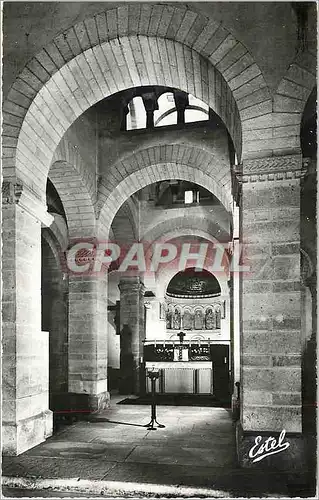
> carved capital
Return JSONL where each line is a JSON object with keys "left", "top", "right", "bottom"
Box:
{"left": 2, "top": 181, "right": 23, "bottom": 204}
{"left": 236, "top": 155, "right": 307, "bottom": 183}
{"left": 231, "top": 165, "right": 242, "bottom": 205}
{"left": 2, "top": 180, "right": 53, "bottom": 227}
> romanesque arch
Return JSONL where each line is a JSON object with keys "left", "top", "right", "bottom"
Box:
{"left": 97, "top": 141, "right": 234, "bottom": 235}
{"left": 242, "top": 47, "right": 316, "bottom": 160}
{"left": 5, "top": 3, "right": 282, "bottom": 202}
{"left": 158, "top": 260, "right": 229, "bottom": 299}
{"left": 142, "top": 216, "right": 230, "bottom": 247}
{"left": 111, "top": 199, "right": 138, "bottom": 243}
{"left": 49, "top": 159, "right": 96, "bottom": 238}
{"left": 98, "top": 162, "right": 232, "bottom": 235}
{"left": 3, "top": 34, "right": 242, "bottom": 202}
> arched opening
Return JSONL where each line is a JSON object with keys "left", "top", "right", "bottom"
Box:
{"left": 41, "top": 180, "right": 69, "bottom": 430}
{"left": 154, "top": 92, "right": 176, "bottom": 127}
{"left": 149, "top": 266, "right": 230, "bottom": 400}
{"left": 126, "top": 96, "right": 147, "bottom": 130}
{"left": 2, "top": 5, "right": 317, "bottom": 494}
{"left": 154, "top": 91, "right": 209, "bottom": 127}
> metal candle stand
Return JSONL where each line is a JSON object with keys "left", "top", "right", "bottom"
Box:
{"left": 144, "top": 368, "right": 165, "bottom": 431}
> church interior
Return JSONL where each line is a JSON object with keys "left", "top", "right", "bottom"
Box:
{"left": 1, "top": 1, "right": 317, "bottom": 497}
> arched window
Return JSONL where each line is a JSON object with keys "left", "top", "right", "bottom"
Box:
{"left": 185, "top": 94, "right": 209, "bottom": 123}
{"left": 154, "top": 92, "right": 176, "bottom": 127}
{"left": 126, "top": 96, "right": 147, "bottom": 130}
{"left": 188, "top": 94, "right": 209, "bottom": 112}
{"left": 185, "top": 108, "right": 209, "bottom": 123}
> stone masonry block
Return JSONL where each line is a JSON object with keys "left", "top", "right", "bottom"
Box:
{"left": 243, "top": 367, "right": 301, "bottom": 392}
{"left": 242, "top": 331, "right": 302, "bottom": 354}
{"left": 242, "top": 406, "right": 301, "bottom": 432}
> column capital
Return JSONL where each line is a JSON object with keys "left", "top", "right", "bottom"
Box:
{"left": 234, "top": 155, "right": 309, "bottom": 184}
{"left": 2, "top": 180, "right": 53, "bottom": 227}
{"left": 142, "top": 92, "right": 158, "bottom": 112}
{"left": 118, "top": 276, "right": 145, "bottom": 294}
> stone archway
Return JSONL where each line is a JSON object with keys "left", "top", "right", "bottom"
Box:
{"left": 142, "top": 216, "right": 231, "bottom": 246}
{"left": 3, "top": 5, "right": 315, "bottom": 209}
{"left": 97, "top": 160, "right": 233, "bottom": 234}
{"left": 3, "top": 33, "right": 242, "bottom": 201}
{"left": 5, "top": 0, "right": 279, "bottom": 199}
{"left": 49, "top": 160, "right": 96, "bottom": 238}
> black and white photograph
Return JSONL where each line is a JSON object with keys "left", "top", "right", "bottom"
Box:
{"left": 1, "top": 1, "right": 317, "bottom": 498}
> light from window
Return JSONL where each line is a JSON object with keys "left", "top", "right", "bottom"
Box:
{"left": 126, "top": 96, "right": 146, "bottom": 130}
{"left": 154, "top": 92, "right": 176, "bottom": 127}
{"left": 155, "top": 110, "right": 177, "bottom": 127}
{"left": 185, "top": 109, "right": 209, "bottom": 123}
{"left": 184, "top": 190, "right": 193, "bottom": 204}
{"left": 188, "top": 94, "right": 209, "bottom": 112}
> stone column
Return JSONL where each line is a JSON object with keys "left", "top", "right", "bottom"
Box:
{"left": 236, "top": 155, "right": 307, "bottom": 469}
{"left": 68, "top": 274, "right": 109, "bottom": 412}
{"left": 2, "top": 181, "right": 53, "bottom": 455}
{"left": 174, "top": 91, "right": 189, "bottom": 124}
{"left": 118, "top": 277, "right": 145, "bottom": 395}
{"left": 142, "top": 92, "right": 158, "bottom": 129}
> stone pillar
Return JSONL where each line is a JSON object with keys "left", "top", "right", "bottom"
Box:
{"left": 2, "top": 181, "right": 53, "bottom": 455}
{"left": 142, "top": 92, "right": 158, "bottom": 129}
{"left": 236, "top": 155, "right": 307, "bottom": 469}
{"left": 68, "top": 275, "right": 109, "bottom": 412}
{"left": 118, "top": 277, "right": 145, "bottom": 395}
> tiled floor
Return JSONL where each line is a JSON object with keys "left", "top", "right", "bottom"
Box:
{"left": 2, "top": 395, "right": 299, "bottom": 496}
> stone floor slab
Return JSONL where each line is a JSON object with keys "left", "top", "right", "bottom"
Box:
{"left": 124, "top": 444, "right": 236, "bottom": 467}
{"left": 2, "top": 456, "right": 117, "bottom": 480}
{"left": 23, "top": 441, "right": 136, "bottom": 461}
{"left": 100, "top": 461, "right": 290, "bottom": 495}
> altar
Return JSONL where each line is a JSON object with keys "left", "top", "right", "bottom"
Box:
{"left": 143, "top": 333, "right": 230, "bottom": 399}
{"left": 145, "top": 361, "right": 213, "bottom": 394}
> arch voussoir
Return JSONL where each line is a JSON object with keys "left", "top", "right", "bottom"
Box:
{"left": 4, "top": 4, "right": 270, "bottom": 196}
{"left": 49, "top": 137, "right": 97, "bottom": 237}
{"left": 97, "top": 142, "right": 233, "bottom": 237}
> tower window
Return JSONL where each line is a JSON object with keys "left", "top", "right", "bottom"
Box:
{"left": 126, "top": 96, "right": 147, "bottom": 130}
{"left": 184, "top": 191, "right": 193, "bottom": 204}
